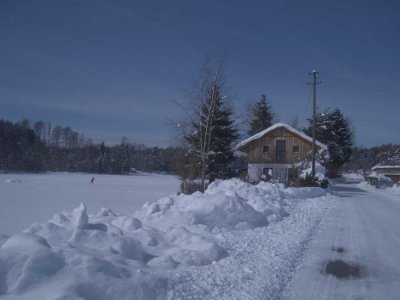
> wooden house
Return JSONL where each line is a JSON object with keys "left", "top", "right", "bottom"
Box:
{"left": 371, "top": 165, "right": 400, "bottom": 183}
{"left": 237, "top": 123, "right": 326, "bottom": 184}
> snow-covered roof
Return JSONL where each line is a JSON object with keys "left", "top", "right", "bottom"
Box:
{"left": 237, "top": 122, "right": 327, "bottom": 150}
{"left": 367, "top": 171, "right": 393, "bottom": 181}
{"left": 371, "top": 165, "right": 400, "bottom": 170}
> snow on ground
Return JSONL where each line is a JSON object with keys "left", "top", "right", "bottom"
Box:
{"left": 341, "top": 172, "right": 365, "bottom": 183}
{"left": 358, "top": 180, "right": 400, "bottom": 197}
{"left": 387, "top": 184, "right": 400, "bottom": 195}
{"left": 0, "top": 178, "right": 334, "bottom": 300}
{"left": 0, "top": 173, "right": 179, "bottom": 235}
{"left": 283, "top": 179, "right": 400, "bottom": 300}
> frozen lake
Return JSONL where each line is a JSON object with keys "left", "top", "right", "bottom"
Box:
{"left": 0, "top": 172, "right": 179, "bottom": 235}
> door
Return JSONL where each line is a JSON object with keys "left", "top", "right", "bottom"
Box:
{"left": 275, "top": 140, "right": 286, "bottom": 163}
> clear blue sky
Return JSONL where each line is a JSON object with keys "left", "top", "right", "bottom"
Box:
{"left": 1, "top": 0, "right": 399, "bottom": 147}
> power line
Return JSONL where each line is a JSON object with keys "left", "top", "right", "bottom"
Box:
{"left": 73, "top": 1, "right": 400, "bottom": 105}
{"left": 82, "top": 1, "right": 308, "bottom": 81}
{"left": 324, "top": 79, "right": 400, "bottom": 101}
{"left": 110, "top": 3, "right": 400, "bottom": 101}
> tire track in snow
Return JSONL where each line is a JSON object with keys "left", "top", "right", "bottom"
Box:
{"left": 283, "top": 183, "right": 400, "bottom": 300}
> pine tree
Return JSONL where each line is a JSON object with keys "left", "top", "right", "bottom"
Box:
{"left": 118, "top": 137, "right": 130, "bottom": 174}
{"left": 248, "top": 95, "right": 274, "bottom": 136}
{"left": 304, "top": 108, "right": 354, "bottom": 176}
{"left": 185, "top": 81, "right": 238, "bottom": 189}
{"left": 97, "top": 142, "right": 106, "bottom": 173}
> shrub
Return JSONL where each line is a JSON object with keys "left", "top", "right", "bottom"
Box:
{"left": 299, "top": 173, "right": 329, "bottom": 188}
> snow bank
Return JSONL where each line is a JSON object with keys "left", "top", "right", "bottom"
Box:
{"left": 367, "top": 171, "right": 392, "bottom": 181}
{"left": 0, "top": 179, "right": 329, "bottom": 299}
{"left": 140, "top": 180, "right": 268, "bottom": 230}
{"left": 4, "top": 178, "right": 21, "bottom": 183}
{"left": 358, "top": 180, "right": 400, "bottom": 196}
{"left": 386, "top": 184, "right": 400, "bottom": 195}
{"left": 341, "top": 172, "right": 365, "bottom": 183}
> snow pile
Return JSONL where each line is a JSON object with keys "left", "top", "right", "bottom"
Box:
{"left": 341, "top": 172, "right": 365, "bottom": 183}
{"left": 4, "top": 178, "right": 22, "bottom": 183}
{"left": 0, "top": 179, "right": 329, "bottom": 299}
{"left": 386, "top": 184, "right": 400, "bottom": 195}
{"left": 139, "top": 187, "right": 268, "bottom": 230}
{"left": 367, "top": 171, "right": 392, "bottom": 181}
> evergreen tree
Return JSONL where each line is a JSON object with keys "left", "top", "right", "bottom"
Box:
{"left": 117, "top": 137, "right": 130, "bottom": 174}
{"left": 248, "top": 94, "right": 274, "bottom": 136}
{"left": 0, "top": 118, "right": 185, "bottom": 175}
{"left": 185, "top": 82, "right": 238, "bottom": 187}
{"left": 304, "top": 108, "right": 354, "bottom": 176}
{"left": 97, "top": 142, "right": 106, "bottom": 173}
{"left": 343, "top": 144, "right": 400, "bottom": 171}
{"left": 0, "top": 119, "right": 45, "bottom": 172}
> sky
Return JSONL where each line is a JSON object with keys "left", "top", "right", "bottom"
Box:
{"left": 0, "top": 0, "right": 399, "bottom": 147}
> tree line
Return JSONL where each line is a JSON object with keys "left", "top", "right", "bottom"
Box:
{"left": 0, "top": 92, "right": 357, "bottom": 188}
{"left": 0, "top": 119, "right": 183, "bottom": 174}
{"left": 343, "top": 144, "right": 400, "bottom": 171}
{"left": 2, "top": 59, "right": 381, "bottom": 188}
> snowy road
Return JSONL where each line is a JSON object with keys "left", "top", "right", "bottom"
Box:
{"left": 284, "top": 181, "right": 400, "bottom": 300}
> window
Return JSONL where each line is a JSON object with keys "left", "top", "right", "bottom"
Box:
{"left": 276, "top": 140, "right": 286, "bottom": 163}
{"left": 263, "top": 145, "right": 269, "bottom": 153}
{"left": 293, "top": 145, "right": 299, "bottom": 153}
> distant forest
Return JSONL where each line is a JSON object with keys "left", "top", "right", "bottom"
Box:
{"left": 0, "top": 119, "right": 183, "bottom": 174}
{"left": 1, "top": 118, "right": 399, "bottom": 175}
{"left": 344, "top": 144, "right": 400, "bottom": 171}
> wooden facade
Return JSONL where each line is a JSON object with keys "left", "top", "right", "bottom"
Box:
{"left": 238, "top": 127, "right": 317, "bottom": 164}
{"left": 371, "top": 166, "right": 400, "bottom": 183}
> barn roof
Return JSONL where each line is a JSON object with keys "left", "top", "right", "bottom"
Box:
{"left": 237, "top": 122, "right": 327, "bottom": 150}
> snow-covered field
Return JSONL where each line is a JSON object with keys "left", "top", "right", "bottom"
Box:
{"left": 0, "top": 175, "right": 334, "bottom": 300}
{"left": 0, "top": 173, "right": 179, "bottom": 235}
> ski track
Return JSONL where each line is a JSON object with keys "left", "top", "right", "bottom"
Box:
{"left": 167, "top": 196, "right": 334, "bottom": 300}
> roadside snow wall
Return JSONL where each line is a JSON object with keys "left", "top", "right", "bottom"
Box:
{"left": 0, "top": 179, "right": 328, "bottom": 300}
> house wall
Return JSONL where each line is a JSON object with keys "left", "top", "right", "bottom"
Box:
{"left": 241, "top": 127, "right": 315, "bottom": 164}
{"left": 248, "top": 163, "right": 291, "bottom": 183}
{"left": 375, "top": 168, "right": 400, "bottom": 183}
{"left": 387, "top": 175, "right": 400, "bottom": 183}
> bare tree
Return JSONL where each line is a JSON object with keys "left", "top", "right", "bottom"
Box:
{"left": 180, "top": 57, "right": 238, "bottom": 193}
{"left": 289, "top": 115, "right": 300, "bottom": 129}
{"left": 33, "top": 121, "right": 45, "bottom": 142}
{"left": 52, "top": 126, "right": 63, "bottom": 147}
{"left": 177, "top": 62, "right": 222, "bottom": 192}
{"left": 47, "top": 122, "right": 52, "bottom": 145}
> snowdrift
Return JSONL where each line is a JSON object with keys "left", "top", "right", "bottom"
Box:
{"left": 0, "top": 179, "right": 328, "bottom": 299}
{"left": 388, "top": 184, "right": 400, "bottom": 195}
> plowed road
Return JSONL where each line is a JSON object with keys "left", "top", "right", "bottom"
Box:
{"left": 284, "top": 181, "right": 400, "bottom": 300}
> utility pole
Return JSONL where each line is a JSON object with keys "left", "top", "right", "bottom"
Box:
{"left": 308, "top": 70, "right": 320, "bottom": 177}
